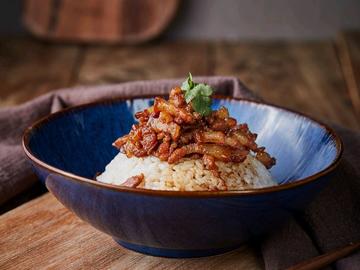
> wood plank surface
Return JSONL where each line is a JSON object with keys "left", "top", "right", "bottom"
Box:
{"left": 1, "top": 36, "right": 359, "bottom": 269}
{"left": 337, "top": 31, "right": 360, "bottom": 120}
{"left": 0, "top": 193, "right": 263, "bottom": 270}
{"left": 0, "top": 38, "right": 80, "bottom": 107}
{"left": 77, "top": 42, "right": 209, "bottom": 84}
{"left": 213, "top": 41, "right": 359, "bottom": 130}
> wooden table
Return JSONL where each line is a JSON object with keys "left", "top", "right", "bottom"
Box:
{"left": 1, "top": 33, "right": 359, "bottom": 269}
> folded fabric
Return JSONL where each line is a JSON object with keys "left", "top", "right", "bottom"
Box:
{"left": 0, "top": 77, "right": 358, "bottom": 269}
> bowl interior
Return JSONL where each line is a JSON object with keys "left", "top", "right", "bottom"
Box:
{"left": 26, "top": 98, "right": 339, "bottom": 185}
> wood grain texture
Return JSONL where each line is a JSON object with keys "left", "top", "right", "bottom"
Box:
{"left": 213, "top": 41, "right": 359, "bottom": 130}
{"left": 77, "top": 42, "right": 209, "bottom": 84}
{"left": 336, "top": 31, "right": 360, "bottom": 120}
{"left": 23, "top": 0, "right": 179, "bottom": 44}
{"left": 0, "top": 38, "right": 80, "bottom": 106}
{"left": 0, "top": 193, "right": 263, "bottom": 270}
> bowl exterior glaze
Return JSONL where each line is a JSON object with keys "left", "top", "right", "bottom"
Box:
{"left": 24, "top": 98, "right": 342, "bottom": 258}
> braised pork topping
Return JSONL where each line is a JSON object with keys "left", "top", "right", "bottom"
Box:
{"left": 113, "top": 76, "right": 276, "bottom": 175}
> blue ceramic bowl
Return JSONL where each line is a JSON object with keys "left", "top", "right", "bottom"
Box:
{"left": 23, "top": 97, "right": 342, "bottom": 258}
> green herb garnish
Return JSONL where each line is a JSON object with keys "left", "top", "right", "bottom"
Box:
{"left": 181, "top": 73, "right": 214, "bottom": 116}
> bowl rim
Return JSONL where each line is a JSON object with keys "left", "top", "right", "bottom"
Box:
{"left": 22, "top": 95, "right": 343, "bottom": 198}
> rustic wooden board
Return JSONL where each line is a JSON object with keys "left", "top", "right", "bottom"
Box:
{"left": 0, "top": 38, "right": 80, "bottom": 106}
{"left": 0, "top": 193, "right": 263, "bottom": 270}
{"left": 213, "top": 41, "right": 359, "bottom": 130}
{"left": 77, "top": 42, "right": 210, "bottom": 84}
{"left": 337, "top": 31, "right": 360, "bottom": 120}
{"left": 23, "top": 0, "right": 179, "bottom": 44}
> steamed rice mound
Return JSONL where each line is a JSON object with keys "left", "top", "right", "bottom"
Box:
{"left": 97, "top": 153, "right": 276, "bottom": 191}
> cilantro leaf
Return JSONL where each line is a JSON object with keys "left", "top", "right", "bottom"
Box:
{"left": 181, "top": 72, "right": 195, "bottom": 91}
{"left": 192, "top": 95, "right": 212, "bottom": 116}
{"left": 194, "top": 83, "right": 213, "bottom": 96}
{"left": 180, "top": 73, "right": 214, "bottom": 116}
{"left": 184, "top": 85, "right": 200, "bottom": 103}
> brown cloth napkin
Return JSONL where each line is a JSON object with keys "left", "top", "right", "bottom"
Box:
{"left": 0, "top": 77, "right": 359, "bottom": 269}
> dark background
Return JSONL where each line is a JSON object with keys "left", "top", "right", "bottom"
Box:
{"left": 1, "top": 0, "right": 360, "bottom": 39}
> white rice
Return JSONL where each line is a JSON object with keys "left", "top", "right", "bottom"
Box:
{"left": 97, "top": 153, "right": 277, "bottom": 191}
